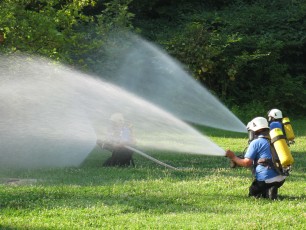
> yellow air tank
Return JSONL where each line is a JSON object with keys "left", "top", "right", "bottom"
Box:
{"left": 282, "top": 117, "right": 295, "bottom": 141}
{"left": 270, "top": 128, "right": 294, "bottom": 167}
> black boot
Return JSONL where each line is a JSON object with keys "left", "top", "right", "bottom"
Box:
{"left": 262, "top": 190, "right": 268, "bottom": 198}
{"left": 268, "top": 186, "right": 278, "bottom": 200}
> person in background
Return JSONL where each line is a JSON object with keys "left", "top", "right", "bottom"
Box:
{"left": 226, "top": 117, "right": 286, "bottom": 200}
{"left": 267, "top": 108, "right": 284, "bottom": 131}
{"left": 97, "top": 113, "right": 135, "bottom": 167}
{"left": 267, "top": 108, "right": 296, "bottom": 145}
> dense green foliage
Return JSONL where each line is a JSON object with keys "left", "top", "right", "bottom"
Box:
{"left": 0, "top": 119, "right": 305, "bottom": 229}
{"left": 0, "top": 0, "right": 133, "bottom": 64}
{"left": 1, "top": 0, "right": 305, "bottom": 116}
{"left": 130, "top": 0, "right": 306, "bottom": 116}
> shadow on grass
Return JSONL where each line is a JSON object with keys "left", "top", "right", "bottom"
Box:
{"left": 0, "top": 183, "right": 260, "bottom": 214}
{"left": 1, "top": 179, "right": 304, "bottom": 214}
{"left": 0, "top": 225, "right": 12, "bottom": 230}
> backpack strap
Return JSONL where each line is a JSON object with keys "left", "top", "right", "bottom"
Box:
{"left": 257, "top": 135, "right": 285, "bottom": 176}
{"left": 269, "top": 143, "right": 285, "bottom": 175}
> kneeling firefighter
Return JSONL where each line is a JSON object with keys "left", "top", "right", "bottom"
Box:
{"left": 226, "top": 117, "right": 288, "bottom": 200}
{"left": 230, "top": 108, "right": 296, "bottom": 168}
{"left": 97, "top": 113, "right": 135, "bottom": 167}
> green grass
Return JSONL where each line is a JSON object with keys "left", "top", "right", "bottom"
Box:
{"left": 0, "top": 119, "right": 305, "bottom": 229}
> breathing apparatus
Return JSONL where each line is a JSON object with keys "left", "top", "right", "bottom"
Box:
{"left": 231, "top": 117, "right": 294, "bottom": 175}
{"left": 282, "top": 117, "right": 295, "bottom": 143}
{"left": 247, "top": 123, "right": 256, "bottom": 144}
{"left": 270, "top": 128, "right": 294, "bottom": 175}
{"left": 252, "top": 117, "right": 294, "bottom": 175}
{"left": 267, "top": 108, "right": 295, "bottom": 144}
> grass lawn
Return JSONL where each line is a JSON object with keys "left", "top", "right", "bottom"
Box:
{"left": 0, "top": 119, "right": 305, "bottom": 229}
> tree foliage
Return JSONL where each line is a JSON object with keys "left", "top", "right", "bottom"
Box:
{"left": 0, "top": 0, "right": 305, "bottom": 117}
{"left": 0, "top": 0, "right": 133, "bottom": 65}
{"left": 130, "top": 0, "right": 306, "bottom": 117}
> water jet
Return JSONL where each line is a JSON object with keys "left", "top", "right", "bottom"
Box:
{"left": 0, "top": 54, "right": 233, "bottom": 169}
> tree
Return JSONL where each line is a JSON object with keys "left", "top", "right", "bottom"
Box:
{"left": 0, "top": 0, "right": 134, "bottom": 66}
{"left": 132, "top": 0, "right": 306, "bottom": 116}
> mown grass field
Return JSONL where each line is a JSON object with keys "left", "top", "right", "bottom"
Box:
{"left": 0, "top": 119, "right": 305, "bottom": 229}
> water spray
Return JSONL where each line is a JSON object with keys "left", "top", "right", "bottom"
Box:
{"left": 0, "top": 54, "right": 228, "bottom": 169}
{"left": 90, "top": 31, "right": 247, "bottom": 133}
{"left": 0, "top": 30, "right": 247, "bottom": 170}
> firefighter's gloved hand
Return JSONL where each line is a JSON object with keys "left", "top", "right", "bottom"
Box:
{"left": 289, "top": 140, "right": 295, "bottom": 145}
{"left": 225, "top": 149, "right": 235, "bottom": 159}
{"left": 226, "top": 150, "right": 237, "bottom": 169}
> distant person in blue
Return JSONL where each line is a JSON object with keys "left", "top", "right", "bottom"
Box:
{"left": 267, "top": 108, "right": 284, "bottom": 131}
{"left": 268, "top": 108, "right": 296, "bottom": 145}
{"left": 226, "top": 117, "right": 286, "bottom": 200}
{"left": 97, "top": 113, "right": 135, "bottom": 167}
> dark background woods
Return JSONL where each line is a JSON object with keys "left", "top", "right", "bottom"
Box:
{"left": 1, "top": 0, "right": 305, "bottom": 120}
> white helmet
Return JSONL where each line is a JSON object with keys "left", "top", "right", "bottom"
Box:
{"left": 110, "top": 113, "right": 124, "bottom": 124}
{"left": 247, "top": 117, "right": 269, "bottom": 132}
{"left": 268, "top": 108, "right": 283, "bottom": 120}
